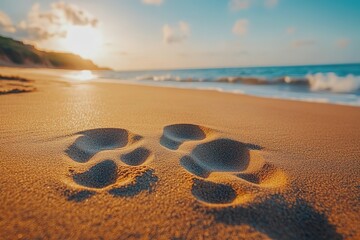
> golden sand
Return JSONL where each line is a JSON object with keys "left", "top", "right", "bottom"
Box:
{"left": 0, "top": 67, "right": 359, "bottom": 239}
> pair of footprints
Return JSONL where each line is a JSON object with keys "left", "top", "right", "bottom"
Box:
{"left": 64, "top": 124, "right": 285, "bottom": 205}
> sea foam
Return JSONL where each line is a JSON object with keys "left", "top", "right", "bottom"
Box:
{"left": 307, "top": 73, "right": 360, "bottom": 93}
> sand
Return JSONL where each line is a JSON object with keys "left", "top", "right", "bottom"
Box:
{"left": 0, "top": 75, "right": 36, "bottom": 95}
{"left": 0, "top": 67, "right": 359, "bottom": 240}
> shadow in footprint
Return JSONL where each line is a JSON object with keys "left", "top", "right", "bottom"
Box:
{"left": 192, "top": 179, "right": 237, "bottom": 204}
{"left": 121, "top": 147, "right": 151, "bottom": 166}
{"left": 109, "top": 169, "right": 158, "bottom": 197}
{"left": 181, "top": 139, "right": 251, "bottom": 178}
{"left": 236, "top": 163, "right": 278, "bottom": 185}
{"left": 65, "top": 128, "right": 139, "bottom": 163}
{"left": 64, "top": 189, "right": 96, "bottom": 202}
{"left": 203, "top": 195, "right": 342, "bottom": 240}
{"left": 180, "top": 156, "right": 210, "bottom": 178}
{"left": 73, "top": 160, "right": 118, "bottom": 189}
{"left": 160, "top": 124, "right": 206, "bottom": 150}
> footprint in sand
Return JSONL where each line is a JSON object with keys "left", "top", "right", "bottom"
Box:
{"left": 160, "top": 124, "right": 287, "bottom": 206}
{"left": 63, "top": 128, "right": 158, "bottom": 202}
{"left": 160, "top": 124, "right": 209, "bottom": 150}
{"left": 65, "top": 128, "right": 142, "bottom": 163}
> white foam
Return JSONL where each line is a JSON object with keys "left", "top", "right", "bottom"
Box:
{"left": 136, "top": 75, "right": 181, "bottom": 82}
{"left": 307, "top": 73, "right": 360, "bottom": 93}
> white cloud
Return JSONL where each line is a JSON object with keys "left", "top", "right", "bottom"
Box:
{"left": 142, "top": 0, "right": 164, "bottom": 5}
{"left": 230, "top": 0, "right": 252, "bottom": 11}
{"left": 286, "top": 27, "right": 296, "bottom": 35}
{"left": 291, "top": 40, "right": 316, "bottom": 48}
{"left": 52, "top": 2, "right": 98, "bottom": 27}
{"left": 264, "top": 0, "right": 278, "bottom": 8}
{"left": 232, "top": 19, "right": 249, "bottom": 36}
{"left": 17, "top": 2, "right": 99, "bottom": 40}
{"left": 163, "top": 21, "right": 190, "bottom": 44}
{"left": 0, "top": 11, "right": 16, "bottom": 33}
{"left": 16, "top": 3, "right": 65, "bottom": 40}
{"left": 336, "top": 38, "right": 350, "bottom": 49}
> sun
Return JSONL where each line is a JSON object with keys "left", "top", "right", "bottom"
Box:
{"left": 62, "top": 26, "right": 103, "bottom": 59}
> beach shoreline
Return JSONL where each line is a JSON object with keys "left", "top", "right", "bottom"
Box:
{"left": 1, "top": 66, "right": 360, "bottom": 108}
{"left": 0, "top": 67, "right": 359, "bottom": 239}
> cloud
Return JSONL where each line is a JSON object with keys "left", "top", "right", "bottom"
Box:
{"left": 17, "top": 22, "right": 66, "bottom": 40}
{"left": 16, "top": 3, "right": 65, "bottom": 40}
{"left": 52, "top": 2, "right": 98, "bottom": 27}
{"left": 0, "top": 11, "right": 16, "bottom": 33}
{"left": 264, "top": 0, "right": 279, "bottom": 8}
{"left": 15, "top": 2, "right": 99, "bottom": 41}
{"left": 142, "top": 0, "right": 164, "bottom": 5}
{"left": 336, "top": 38, "right": 350, "bottom": 49}
{"left": 291, "top": 40, "right": 316, "bottom": 48}
{"left": 163, "top": 21, "right": 190, "bottom": 44}
{"left": 232, "top": 19, "right": 249, "bottom": 36}
{"left": 230, "top": 0, "right": 252, "bottom": 11}
{"left": 286, "top": 27, "right": 296, "bottom": 35}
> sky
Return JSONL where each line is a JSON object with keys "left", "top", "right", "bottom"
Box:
{"left": 0, "top": 0, "right": 359, "bottom": 70}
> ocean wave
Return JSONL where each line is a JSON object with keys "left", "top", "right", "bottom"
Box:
{"left": 136, "top": 75, "right": 199, "bottom": 82}
{"left": 134, "top": 73, "right": 360, "bottom": 93}
{"left": 216, "top": 77, "right": 270, "bottom": 85}
{"left": 307, "top": 73, "right": 360, "bottom": 93}
{"left": 136, "top": 74, "right": 305, "bottom": 85}
{"left": 217, "top": 76, "right": 309, "bottom": 85}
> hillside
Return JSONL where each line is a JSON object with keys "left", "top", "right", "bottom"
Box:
{"left": 0, "top": 35, "right": 108, "bottom": 70}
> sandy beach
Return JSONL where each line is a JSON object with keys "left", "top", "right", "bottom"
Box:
{"left": 0, "top": 67, "right": 359, "bottom": 239}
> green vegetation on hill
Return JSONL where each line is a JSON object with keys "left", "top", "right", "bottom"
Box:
{"left": 0, "top": 35, "right": 108, "bottom": 70}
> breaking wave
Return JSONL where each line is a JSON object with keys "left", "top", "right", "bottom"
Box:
{"left": 134, "top": 73, "right": 360, "bottom": 93}
{"left": 307, "top": 73, "right": 360, "bottom": 93}
{"left": 94, "top": 64, "right": 360, "bottom": 106}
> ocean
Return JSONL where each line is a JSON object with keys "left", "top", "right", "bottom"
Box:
{"left": 90, "top": 63, "right": 360, "bottom": 106}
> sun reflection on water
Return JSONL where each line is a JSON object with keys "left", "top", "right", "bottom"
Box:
{"left": 66, "top": 70, "right": 97, "bottom": 81}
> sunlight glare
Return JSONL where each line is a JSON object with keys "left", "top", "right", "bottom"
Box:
{"left": 63, "top": 26, "right": 103, "bottom": 59}
{"left": 66, "top": 70, "right": 97, "bottom": 81}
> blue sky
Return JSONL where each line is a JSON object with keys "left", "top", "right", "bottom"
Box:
{"left": 0, "top": 0, "right": 359, "bottom": 70}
